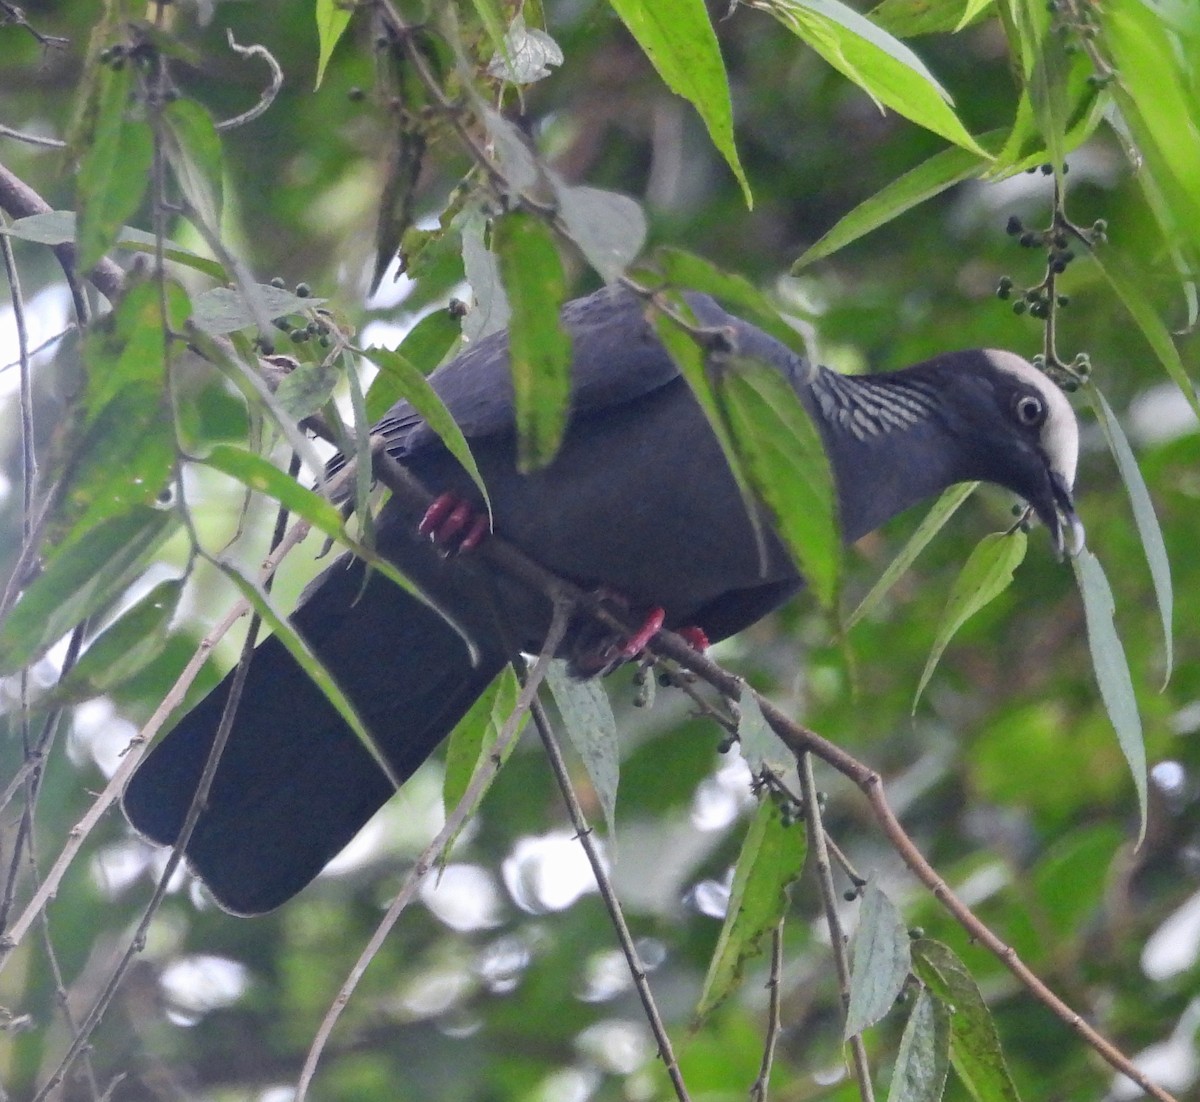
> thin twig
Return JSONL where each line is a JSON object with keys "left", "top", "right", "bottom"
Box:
{"left": 215, "top": 31, "right": 282, "bottom": 131}
{"left": 749, "top": 920, "right": 784, "bottom": 1102}
{"left": 294, "top": 604, "right": 570, "bottom": 1101}
{"left": 798, "top": 753, "right": 874, "bottom": 1101}
{"left": 529, "top": 696, "right": 691, "bottom": 1102}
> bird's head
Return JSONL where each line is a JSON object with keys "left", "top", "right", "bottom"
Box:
{"left": 938, "top": 350, "right": 1084, "bottom": 558}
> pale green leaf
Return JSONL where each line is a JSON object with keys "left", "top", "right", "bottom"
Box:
{"left": 547, "top": 660, "right": 620, "bottom": 838}
{"left": 315, "top": 0, "right": 353, "bottom": 89}
{"left": 889, "top": 988, "right": 951, "bottom": 1102}
{"left": 846, "top": 879, "right": 912, "bottom": 1039}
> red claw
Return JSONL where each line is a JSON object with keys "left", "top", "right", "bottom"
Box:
{"left": 417, "top": 493, "right": 489, "bottom": 553}
{"left": 676, "top": 626, "right": 709, "bottom": 653}
{"left": 618, "top": 606, "right": 666, "bottom": 660}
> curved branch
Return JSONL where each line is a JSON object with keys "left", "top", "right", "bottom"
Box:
{"left": 215, "top": 30, "right": 283, "bottom": 132}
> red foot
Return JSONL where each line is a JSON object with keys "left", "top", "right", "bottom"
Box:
{"left": 676, "top": 626, "right": 709, "bottom": 653}
{"left": 618, "top": 606, "right": 666, "bottom": 660}
{"left": 418, "top": 493, "right": 489, "bottom": 553}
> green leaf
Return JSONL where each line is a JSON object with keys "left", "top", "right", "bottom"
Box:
{"left": 695, "top": 797, "right": 807, "bottom": 1021}
{"left": 163, "top": 98, "right": 224, "bottom": 228}
{"left": 76, "top": 62, "right": 153, "bottom": 270}
{"left": 1087, "top": 388, "right": 1172, "bottom": 685}
{"left": 443, "top": 667, "right": 523, "bottom": 818}
{"left": 651, "top": 247, "right": 809, "bottom": 355}
{"left": 651, "top": 302, "right": 769, "bottom": 571}
{"left": 846, "top": 879, "right": 912, "bottom": 1038}
{"left": 49, "top": 579, "right": 184, "bottom": 704}
{"left": 547, "top": 660, "right": 620, "bottom": 838}
{"left": 1089, "top": 249, "right": 1200, "bottom": 422}
{"left": 550, "top": 174, "right": 646, "bottom": 284}
{"left": 2, "top": 211, "right": 225, "bottom": 280}
{"left": 870, "top": 0, "right": 994, "bottom": 37}
{"left": 912, "top": 939, "right": 1022, "bottom": 1102}
{"left": 913, "top": 530, "right": 1026, "bottom": 711}
{"left": 716, "top": 358, "right": 841, "bottom": 609}
{"left": 190, "top": 284, "right": 327, "bottom": 336}
{"left": 847, "top": 483, "right": 978, "bottom": 629}
{"left": 737, "top": 690, "right": 792, "bottom": 776}
{"left": 889, "top": 987, "right": 952, "bottom": 1102}
{"left": 274, "top": 357, "right": 344, "bottom": 420}
{"left": 201, "top": 445, "right": 347, "bottom": 538}
{"left": 492, "top": 211, "right": 572, "bottom": 471}
{"left": 460, "top": 210, "right": 510, "bottom": 341}
{"left": 315, "top": 0, "right": 353, "bottom": 88}
{"left": 217, "top": 562, "right": 402, "bottom": 790}
{"left": 364, "top": 308, "right": 460, "bottom": 420}
{"left": 605, "top": 0, "right": 752, "bottom": 206}
{"left": 0, "top": 507, "right": 176, "bottom": 675}
{"left": 360, "top": 345, "right": 492, "bottom": 517}
{"left": 1072, "top": 549, "right": 1148, "bottom": 843}
{"left": 793, "top": 143, "right": 987, "bottom": 270}
{"left": 749, "top": 0, "right": 990, "bottom": 157}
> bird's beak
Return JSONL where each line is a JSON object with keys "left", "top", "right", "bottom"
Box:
{"left": 1043, "top": 469, "right": 1086, "bottom": 560}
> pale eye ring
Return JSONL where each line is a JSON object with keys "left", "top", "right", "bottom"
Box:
{"left": 1014, "top": 394, "right": 1044, "bottom": 426}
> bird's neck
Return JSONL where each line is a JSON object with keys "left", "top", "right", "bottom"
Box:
{"left": 805, "top": 365, "right": 970, "bottom": 543}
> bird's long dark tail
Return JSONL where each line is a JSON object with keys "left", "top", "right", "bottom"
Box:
{"left": 123, "top": 560, "right": 506, "bottom": 915}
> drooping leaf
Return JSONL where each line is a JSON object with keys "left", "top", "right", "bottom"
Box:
{"left": 1072, "top": 549, "right": 1148, "bottom": 843}
{"left": 606, "top": 0, "right": 752, "bottom": 205}
{"left": 845, "top": 879, "right": 912, "bottom": 1039}
{"left": 793, "top": 143, "right": 988, "bottom": 271}
{"left": 273, "top": 357, "right": 344, "bottom": 421}
{"left": 443, "top": 666, "right": 524, "bottom": 818}
{"left": 547, "top": 660, "right": 620, "bottom": 838}
{"left": 912, "top": 939, "right": 1022, "bottom": 1102}
{"left": 737, "top": 690, "right": 793, "bottom": 777}
{"left": 550, "top": 174, "right": 646, "bottom": 284}
{"left": 748, "top": 0, "right": 990, "bottom": 157}
{"left": 162, "top": 98, "right": 225, "bottom": 228}
{"left": 360, "top": 345, "right": 492, "bottom": 517}
{"left": 76, "top": 62, "right": 153, "bottom": 270}
{"left": 0, "top": 506, "right": 176, "bottom": 675}
{"left": 49, "top": 579, "right": 184, "bottom": 704}
{"left": 487, "top": 14, "right": 564, "bottom": 84}
{"left": 848, "top": 483, "right": 978, "bottom": 629}
{"left": 889, "top": 987, "right": 952, "bottom": 1102}
{"left": 1087, "top": 387, "right": 1173, "bottom": 684}
{"left": 479, "top": 107, "right": 542, "bottom": 197}
{"left": 695, "top": 796, "right": 807, "bottom": 1021}
{"left": 913, "top": 530, "right": 1027, "bottom": 711}
{"left": 492, "top": 211, "right": 572, "bottom": 471}
{"left": 364, "top": 308, "right": 460, "bottom": 419}
{"left": 716, "top": 357, "right": 841, "bottom": 609}
{"left": 460, "top": 211, "right": 510, "bottom": 341}
{"left": 315, "top": 0, "right": 353, "bottom": 88}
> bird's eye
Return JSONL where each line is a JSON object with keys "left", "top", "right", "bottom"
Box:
{"left": 1014, "top": 394, "right": 1044, "bottom": 426}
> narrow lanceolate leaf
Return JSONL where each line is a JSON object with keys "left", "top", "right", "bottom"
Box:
{"left": 361, "top": 346, "right": 492, "bottom": 518}
{"left": 1088, "top": 388, "right": 1173, "bottom": 684}
{"left": 0, "top": 507, "right": 176, "bottom": 675}
{"left": 848, "top": 483, "right": 978, "bottom": 629}
{"left": 748, "top": 0, "right": 989, "bottom": 157}
{"left": 315, "top": 0, "right": 353, "bottom": 88}
{"left": 49, "top": 579, "right": 184, "bottom": 703}
{"left": 651, "top": 303, "right": 770, "bottom": 573}
{"left": 218, "top": 563, "right": 402, "bottom": 790}
{"left": 845, "top": 879, "right": 912, "bottom": 1039}
{"left": 202, "top": 445, "right": 347, "bottom": 538}
{"left": 162, "top": 98, "right": 224, "bottom": 228}
{"left": 605, "top": 0, "right": 752, "bottom": 206}
{"left": 443, "top": 667, "right": 523, "bottom": 819}
{"left": 547, "top": 660, "right": 620, "bottom": 839}
{"left": 717, "top": 358, "right": 841, "bottom": 609}
{"left": 460, "top": 211, "right": 510, "bottom": 341}
{"left": 870, "top": 0, "right": 994, "bottom": 37}
{"left": 695, "top": 797, "right": 807, "bottom": 1022}
{"left": 738, "top": 690, "right": 793, "bottom": 777}
{"left": 912, "top": 939, "right": 1021, "bottom": 1102}
{"left": 1089, "top": 250, "right": 1200, "bottom": 421}
{"left": 550, "top": 175, "right": 647, "bottom": 284}
{"left": 793, "top": 142, "right": 988, "bottom": 271}
{"left": 889, "top": 988, "right": 951, "bottom": 1102}
{"left": 913, "top": 530, "right": 1026, "bottom": 711}
{"left": 492, "top": 212, "right": 572, "bottom": 471}
{"left": 364, "top": 308, "right": 460, "bottom": 419}
{"left": 1072, "top": 549, "right": 1148, "bottom": 844}
{"left": 76, "top": 63, "right": 153, "bottom": 270}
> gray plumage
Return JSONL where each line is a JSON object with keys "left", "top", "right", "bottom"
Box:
{"left": 123, "top": 286, "right": 1082, "bottom": 914}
